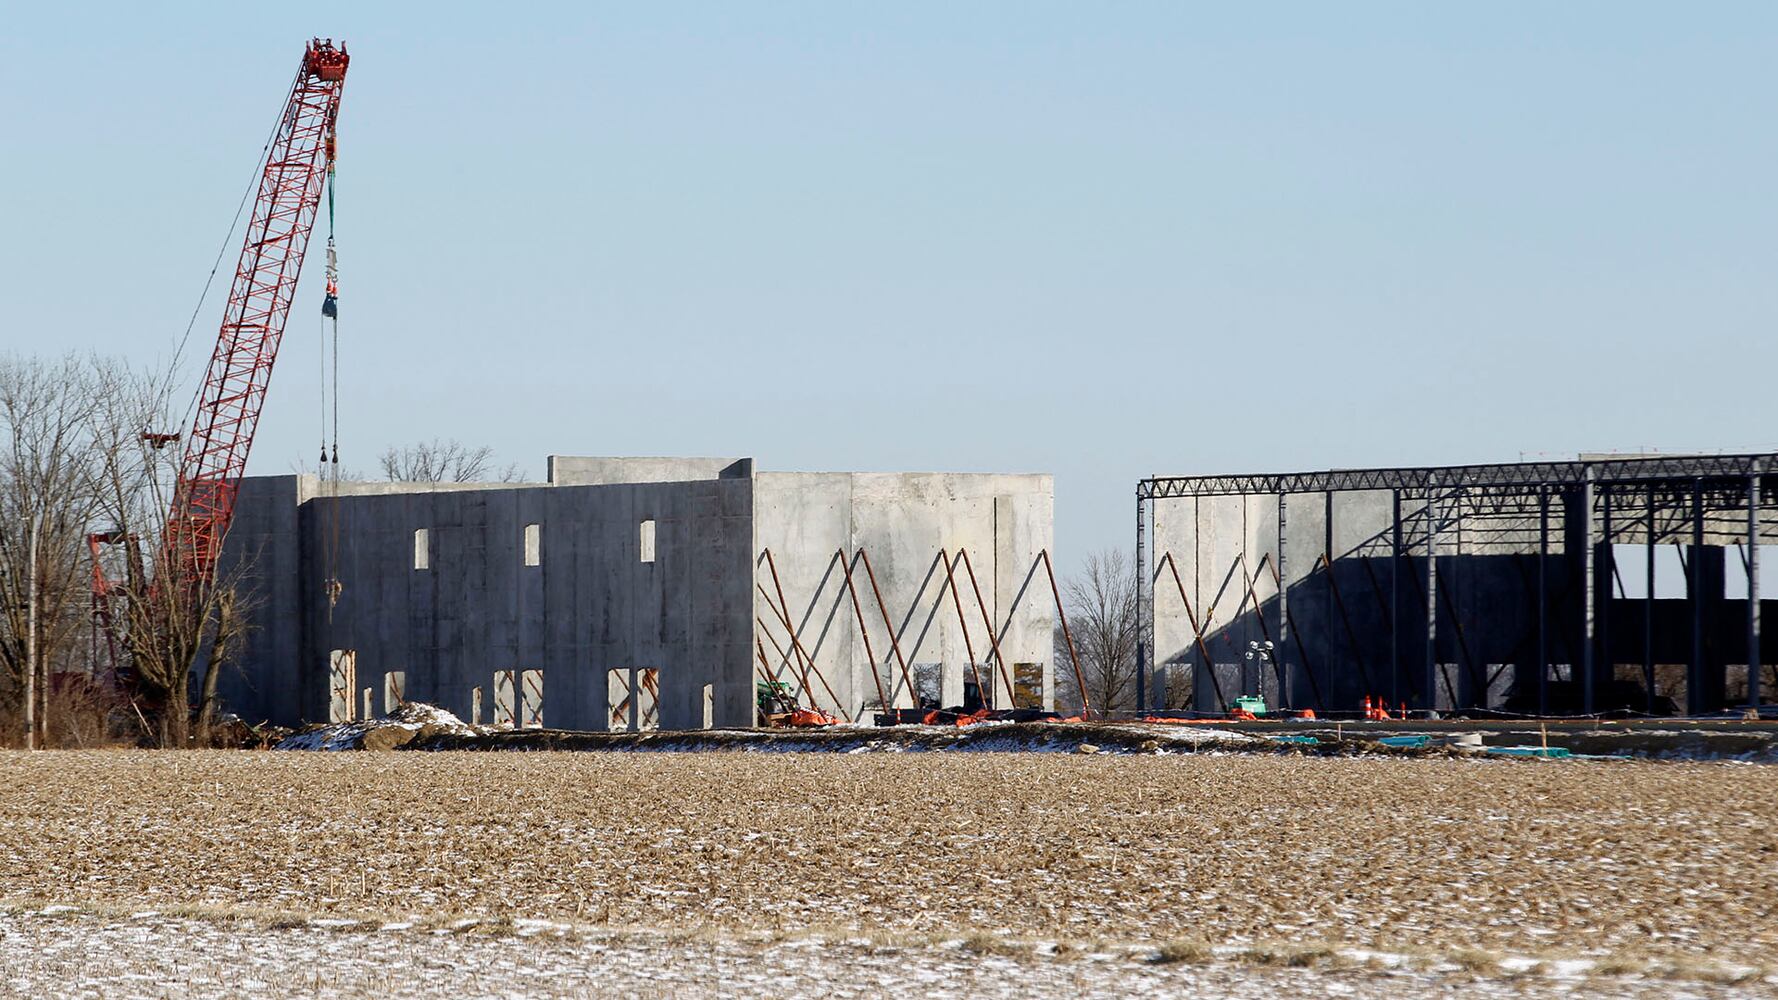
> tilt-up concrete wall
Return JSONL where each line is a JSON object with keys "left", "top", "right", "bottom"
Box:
{"left": 215, "top": 459, "right": 1056, "bottom": 731}
{"left": 752, "top": 472, "right": 1055, "bottom": 719}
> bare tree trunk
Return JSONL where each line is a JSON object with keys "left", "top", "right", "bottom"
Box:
{"left": 23, "top": 511, "right": 36, "bottom": 749}
{"left": 193, "top": 589, "right": 237, "bottom": 746}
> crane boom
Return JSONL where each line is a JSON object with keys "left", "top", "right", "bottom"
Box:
{"left": 169, "top": 39, "right": 348, "bottom": 584}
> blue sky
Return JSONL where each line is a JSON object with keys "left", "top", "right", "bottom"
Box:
{"left": 3, "top": 3, "right": 1775, "bottom": 568}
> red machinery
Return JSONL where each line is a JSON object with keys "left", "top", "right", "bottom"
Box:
{"left": 166, "top": 39, "right": 349, "bottom": 585}
{"left": 88, "top": 40, "right": 347, "bottom": 692}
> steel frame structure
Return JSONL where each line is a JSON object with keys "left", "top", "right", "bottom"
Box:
{"left": 1135, "top": 453, "right": 1775, "bottom": 717}
{"left": 1137, "top": 453, "right": 1775, "bottom": 500}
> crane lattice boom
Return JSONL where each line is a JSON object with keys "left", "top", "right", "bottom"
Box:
{"left": 170, "top": 39, "right": 348, "bottom": 583}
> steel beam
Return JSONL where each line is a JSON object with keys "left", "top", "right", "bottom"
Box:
{"left": 1138, "top": 452, "right": 1778, "bottom": 500}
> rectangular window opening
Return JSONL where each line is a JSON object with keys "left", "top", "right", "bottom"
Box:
{"left": 639, "top": 519, "right": 656, "bottom": 563}
{"left": 1013, "top": 662, "right": 1043, "bottom": 711}
{"left": 413, "top": 528, "right": 430, "bottom": 570}
{"left": 701, "top": 683, "right": 714, "bottom": 730}
{"left": 523, "top": 523, "right": 541, "bottom": 567}
{"left": 912, "top": 663, "right": 942, "bottom": 710}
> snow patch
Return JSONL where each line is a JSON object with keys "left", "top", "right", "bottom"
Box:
{"left": 276, "top": 702, "right": 481, "bottom": 751}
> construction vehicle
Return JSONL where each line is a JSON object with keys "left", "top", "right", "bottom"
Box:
{"left": 756, "top": 678, "right": 840, "bottom": 728}
{"left": 1229, "top": 695, "right": 1267, "bottom": 720}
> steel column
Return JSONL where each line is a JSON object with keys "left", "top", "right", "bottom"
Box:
{"left": 1645, "top": 489, "right": 1656, "bottom": 713}
{"left": 1749, "top": 466, "right": 1763, "bottom": 710}
{"left": 1135, "top": 493, "right": 1147, "bottom": 714}
{"left": 1691, "top": 479, "right": 1705, "bottom": 715}
{"left": 1425, "top": 482, "right": 1439, "bottom": 713}
{"left": 1276, "top": 493, "right": 1290, "bottom": 710}
{"left": 1581, "top": 468, "right": 1596, "bottom": 714}
{"left": 1324, "top": 491, "right": 1335, "bottom": 705}
{"left": 1600, "top": 483, "right": 1613, "bottom": 709}
{"left": 1391, "top": 490, "right": 1402, "bottom": 708}
{"left": 1537, "top": 485, "right": 1549, "bottom": 716}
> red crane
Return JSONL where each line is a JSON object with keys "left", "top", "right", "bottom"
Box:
{"left": 167, "top": 38, "right": 349, "bottom": 585}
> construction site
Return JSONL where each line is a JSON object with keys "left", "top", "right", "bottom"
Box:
{"left": 44, "top": 37, "right": 1768, "bottom": 741}
{"left": 1138, "top": 453, "right": 1776, "bottom": 720}
{"left": 7, "top": 22, "right": 1778, "bottom": 1000}
{"left": 218, "top": 459, "right": 1057, "bottom": 733}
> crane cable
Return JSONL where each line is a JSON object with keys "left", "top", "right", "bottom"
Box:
{"left": 321, "top": 131, "right": 344, "bottom": 619}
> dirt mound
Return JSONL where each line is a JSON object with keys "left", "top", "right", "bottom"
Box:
{"left": 275, "top": 703, "right": 480, "bottom": 751}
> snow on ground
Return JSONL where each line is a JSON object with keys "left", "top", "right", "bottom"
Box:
{"left": 274, "top": 702, "right": 481, "bottom": 751}
{"left": 0, "top": 909, "right": 1764, "bottom": 1000}
{"left": 3, "top": 751, "right": 1775, "bottom": 997}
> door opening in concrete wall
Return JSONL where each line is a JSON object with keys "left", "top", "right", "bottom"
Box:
{"left": 701, "top": 683, "right": 714, "bottom": 729}
{"left": 328, "top": 649, "right": 356, "bottom": 723}
{"left": 637, "top": 668, "right": 661, "bottom": 730}
{"left": 1162, "top": 661, "right": 1193, "bottom": 710}
{"left": 1013, "top": 662, "right": 1042, "bottom": 710}
{"left": 362, "top": 687, "right": 373, "bottom": 723}
{"left": 1212, "top": 663, "right": 1240, "bottom": 707}
{"left": 470, "top": 686, "right": 483, "bottom": 726}
{"left": 607, "top": 668, "right": 633, "bottom": 731}
{"left": 383, "top": 671, "right": 405, "bottom": 714}
{"left": 413, "top": 529, "right": 430, "bottom": 570}
{"left": 523, "top": 523, "right": 541, "bottom": 567}
{"left": 639, "top": 519, "right": 656, "bottom": 563}
{"left": 521, "top": 669, "right": 544, "bottom": 728}
{"left": 492, "top": 670, "right": 516, "bottom": 727}
{"left": 912, "top": 663, "right": 941, "bottom": 710}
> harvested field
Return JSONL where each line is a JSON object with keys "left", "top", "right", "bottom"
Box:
{"left": 1, "top": 751, "right": 1775, "bottom": 996}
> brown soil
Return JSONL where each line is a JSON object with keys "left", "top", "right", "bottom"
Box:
{"left": 0, "top": 751, "right": 1772, "bottom": 968}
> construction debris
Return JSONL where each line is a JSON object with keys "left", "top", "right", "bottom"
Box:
{"left": 275, "top": 702, "right": 480, "bottom": 751}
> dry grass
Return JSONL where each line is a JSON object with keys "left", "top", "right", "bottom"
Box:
{"left": 0, "top": 751, "right": 1774, "bottom": 971}
{"left": 1449, "top": 946, "right": 1501, "bottom": 974}
{"left": 1151, "top": 937, "right": 1213, "bottom": 964}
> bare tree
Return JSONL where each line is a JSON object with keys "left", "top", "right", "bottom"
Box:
{"left": 1053, "top": 548, "right": 1141, "bottom": 716}
{"left": 378, "top": 439, "right": 520, "bottom": 483}
{"left": 84, "top": 360, "right": 258, "bottom": 747}
{"left": 0, "top": 355, "right": 105, "bottom": 748}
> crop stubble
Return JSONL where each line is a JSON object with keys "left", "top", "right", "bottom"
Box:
{"left": 0, "top": 751, "right": 1772, "bottom": 966}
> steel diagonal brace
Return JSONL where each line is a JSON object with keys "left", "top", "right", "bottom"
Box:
{"left": 759, "top": 549, "right": 852, "bottom": 721}
{"left": 854, "top": 548, "right": 919, "bottom": 708}
{"left": 953, "top": 547, "right": 1016, "bottom": 708}
{"left": 1037, "top": 550, "right": 1089, "bottom": 718}
{"left": 834, "top": 548, "right": 892, "bottom": 712}
{"left": 938, "top": 550, "right": 988, "bottom": 699}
